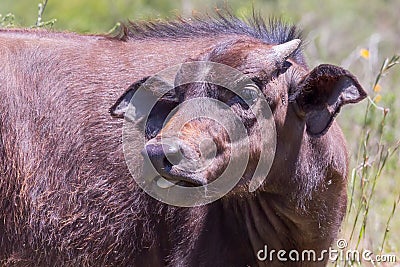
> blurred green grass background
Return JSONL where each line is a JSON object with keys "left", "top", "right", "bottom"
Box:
{"left": 1, "top": 0, "right": 399, "bottom": 265}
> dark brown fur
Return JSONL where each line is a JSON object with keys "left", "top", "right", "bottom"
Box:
{"left": 0, "top": 13, "right": 365, "bottom": 267}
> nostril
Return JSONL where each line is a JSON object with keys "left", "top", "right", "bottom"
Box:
{"left": 163, "top": 144, "right": 179, "bottom": 156}
{"left": 143, "top": 143, "right": 182, "bottom": 173}
{"left": 163, "top": 144, "right": 182, "bottom": 165}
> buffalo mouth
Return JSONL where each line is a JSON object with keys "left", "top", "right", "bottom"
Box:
{"left": 153, "top": 173, "right": 204, "bottom": 189}
{"left": 142, "top": 138, "right": 213, "bottom": 189}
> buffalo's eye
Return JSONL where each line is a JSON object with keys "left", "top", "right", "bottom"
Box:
{"left": 226, "top": 80, "right": 262, "bottom": 108}
{"left": 240, "top": 84, "right": 259, "bottom": 105}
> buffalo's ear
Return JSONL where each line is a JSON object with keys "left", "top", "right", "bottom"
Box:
{"left": 110, "top": 76, "right": 178, "bottom": 139}
{"left": 295, "top": 64, "right": 367, "bottom": 136}
{"left": 110, "top": 77, "right": 150, "bottom": 118}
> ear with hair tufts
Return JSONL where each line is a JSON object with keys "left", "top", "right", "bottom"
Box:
{"left": 295, "top": 64, "right": 367, "bottom": 136}
{"left": 110, "top": 76, "right": 151, "bottom": 118}
{"left": 110, "top": 76, "right": 179, "bottom": 139}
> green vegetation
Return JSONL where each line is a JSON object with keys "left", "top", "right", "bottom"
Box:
{"left": 341, "top": 55, "right": 399, "bottom": 266}
{"left": 1, "top": 0, "right": 399, "bottom": 265}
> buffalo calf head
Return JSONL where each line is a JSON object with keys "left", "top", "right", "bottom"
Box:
{"left": 110, "top": 38, "right": 366, "bottom": 201}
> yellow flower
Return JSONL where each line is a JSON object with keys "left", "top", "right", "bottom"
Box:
{"left": 373, "top": 84, "right": 382, "bottom": 93}
{"left": 374, "top": 94, "right": 382, "bottom": 103}
{"left": 360, "top": 49, "right": 370, "bottom": 59}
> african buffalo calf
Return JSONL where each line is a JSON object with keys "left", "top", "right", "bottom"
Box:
{"left": 0, "top": 13, "right": 366, "bottom": 266}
